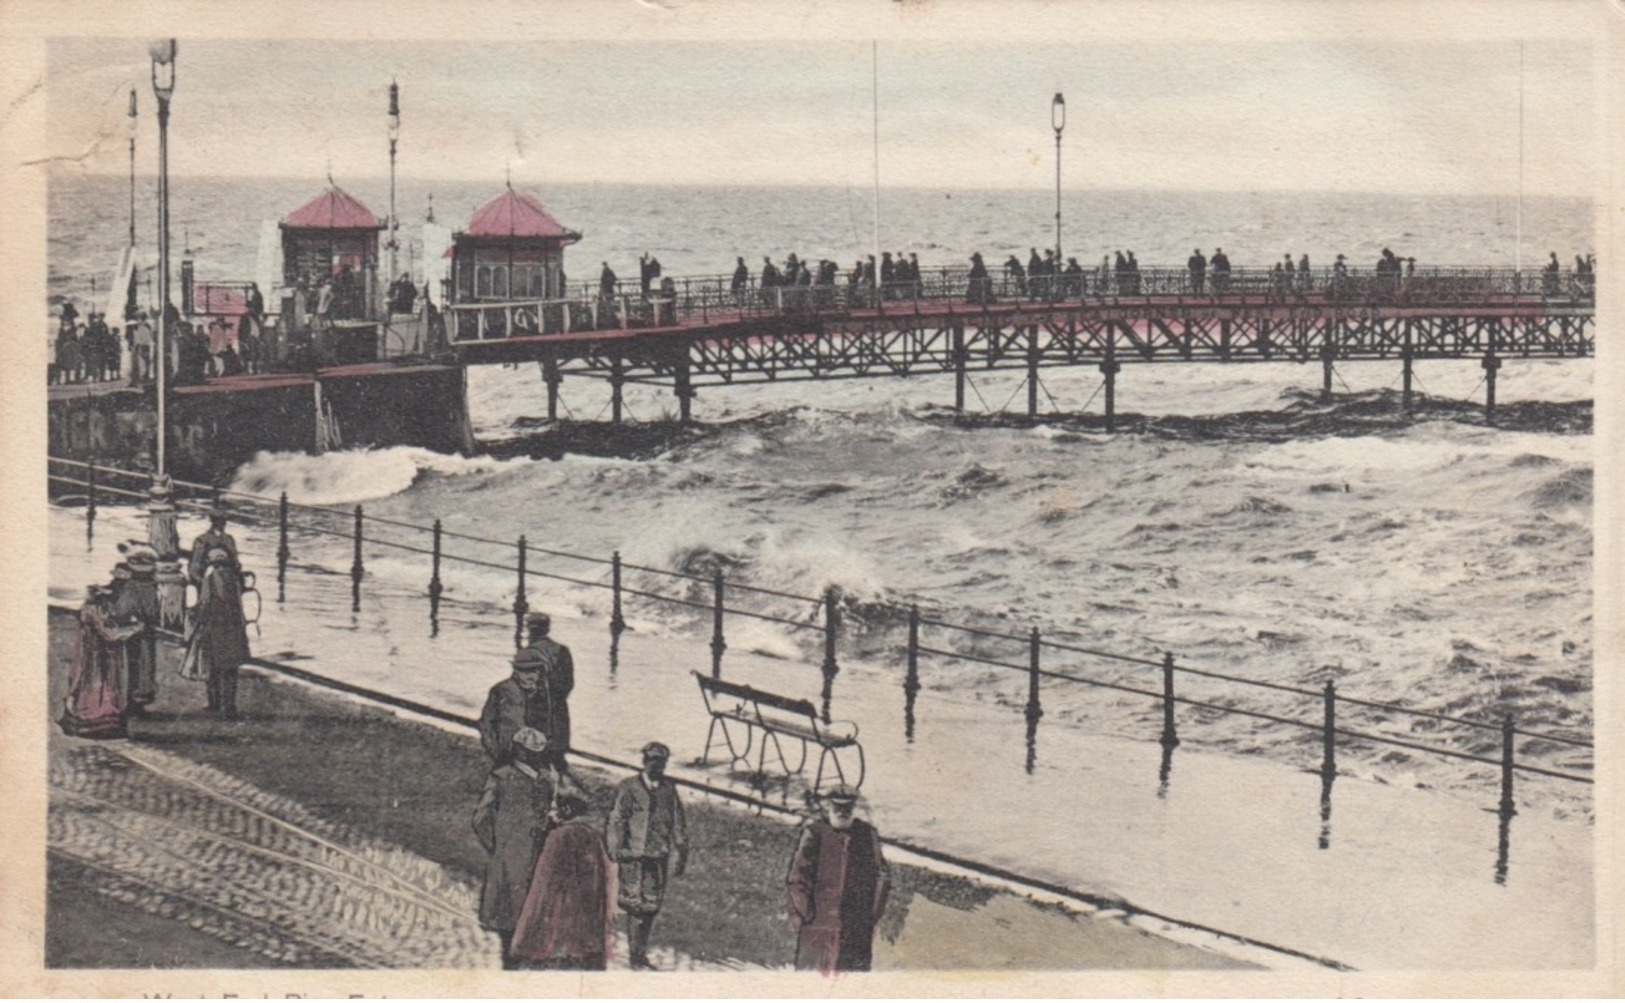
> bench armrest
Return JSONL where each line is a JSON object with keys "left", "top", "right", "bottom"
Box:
{"left": 813, "top": 718, "right": 859, "bottom": 744}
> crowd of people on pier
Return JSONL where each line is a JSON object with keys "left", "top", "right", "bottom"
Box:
{"left": 50, "top": 287, "right": 271, "bottom": 388}
{"left": 60, "top": 501, "right": 256, "bottom": 737}
{"left": 473, "top": 609, "right": 890, "bottom": 973}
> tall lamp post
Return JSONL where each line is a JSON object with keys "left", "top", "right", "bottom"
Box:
{"left": 127, "top": 89, "right": 137, "bottom": 249}
{"left": 386, "top": 81, "right": 400, "bottom": 316}
{"left": 1052, "top": 92, "right": 1065, "bottom": 270}
{"left": 148, "top": 38, "right": 185, "bottom": 631}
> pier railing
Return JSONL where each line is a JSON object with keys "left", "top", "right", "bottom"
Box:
{"left": 52, "top": 455, "right": 1593, "bottom": 824}
{"left": 446, "top": 264, "right": 1595, "bottom": 344}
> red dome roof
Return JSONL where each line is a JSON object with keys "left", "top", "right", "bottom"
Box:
{"left": 465, "top": 188, "right": 578, "bottom": 240}
{"left": 282, "top": 185, "right": 382, "bottom": 230}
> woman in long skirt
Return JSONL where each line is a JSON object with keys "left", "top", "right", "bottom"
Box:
{"left": 510, "top": 794, "right": 614, "bottom": 970}
{"left": 60, "top": 586, "right": 141, "bottom": 739}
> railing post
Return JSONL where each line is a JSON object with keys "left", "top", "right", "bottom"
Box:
{"left": 1024, "top": 627, "right": 1043, "bottom": 773}
{"left": 513, "top": 535, "right": 529, "bottom": 650}
{"left": 1499, "top": 713, "right": 1518, "bottom": 818}
{"left": 903, "top": 604, "right": 921, "bottom": 742}
{"left": 1025, "top": 627, "right": 1043, "bottom": 727}
{"left": 350, "top": 504, "right": 364, "bottom": 613}
{"left": 710, "top": 569, "right": 726, "bottom": 679}
{"left": 85, "top": 459, "right": 96, "bottom": 546}
{"left": 276, "top": 491, "right": 290, "bottom": 603}
{"left": 428, "top": 517, "right": 443, "bottom": 624}
{"left": 820, "top": 587, "right": 840, "bottom": 724}
{"left": 1321, "top": 681, "right": 1337, "bottom": 781}
{"left": 1160, "top": 652, "right": 1181, "bottom": 749}
{"left": 610, "top": 550, "right": 626, "bottom": 639}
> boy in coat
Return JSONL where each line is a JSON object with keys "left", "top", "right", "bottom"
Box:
{"left": 473, "top": 726, "right": 556, "bottom": 969}
{"left": 607, "top": 741, "right": 688, "bottom": 970}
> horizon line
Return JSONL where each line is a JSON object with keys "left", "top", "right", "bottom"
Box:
{"left": 51, "top": 170, "right": 1594, "bottom": 204}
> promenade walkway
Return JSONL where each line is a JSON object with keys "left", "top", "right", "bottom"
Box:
{"left": 43, "top": 608, "right": 1251, "bottom": 974}
{"left": 47, "top": 507, "right": 1596, "bottom": 972}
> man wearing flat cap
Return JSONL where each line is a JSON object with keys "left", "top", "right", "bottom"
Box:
{"left": 474, "top": 725, "right": 557, "bottom": 969}
{"left": 607, "top": 741, "right": 688, "bottom": 970}
{"left": 518, "top": 611, "right": 574, "bottom": 773}
{"left": 480, "top": 647, "right": 547, "bottom": 767}
{"left": 786, "top": 784, "right": 890, "bottom": 975}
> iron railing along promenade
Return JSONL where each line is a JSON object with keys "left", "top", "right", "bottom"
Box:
{"left": 53, "top": 456, "right": 1594, "bottom": 834}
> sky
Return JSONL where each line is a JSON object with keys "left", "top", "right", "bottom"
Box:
{"left": 33, "top": 4, "right": 1612, "bottom": 197}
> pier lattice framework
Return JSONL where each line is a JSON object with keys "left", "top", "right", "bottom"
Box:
{"left": 451, "top": 294, "right": 1593, "bottom": 424}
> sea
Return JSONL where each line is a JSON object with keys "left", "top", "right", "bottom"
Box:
{"left": 46, "top": 171, "right": 1596, "bottom": 818}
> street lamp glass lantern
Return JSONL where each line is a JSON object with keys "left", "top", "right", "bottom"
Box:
{"left": 388, "top": 81, "right": 401, "bottom": 142}
{"left": 126, "top": 89, "right": 138, "bottom": 137}
{"left": 1052, "top": 92, "right": 1066, "bottom": 135}
{"left": 149, "top": 38, "right": 176, "bottom": 98}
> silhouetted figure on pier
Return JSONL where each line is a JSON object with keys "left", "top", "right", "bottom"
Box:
{"left": 1211, "top": 248, "right": 1231, "bottom": 294}
{"left": 233, "top": 314, "right": 258, "bottom": 374}
{"left": 127, "top": 312, "right": 153, "bottom": 384}
{"left": 639, "top": 253, "right": 662, "bottom": 298}
{"left": 1298, "top": 253, "right": 1311, "bottom": 292}
{"left": 1028, "top": 248, "right": 1044, "bottom": 300}
{"left": 1112, "top": 251, "right": 1127, "bottom": 295}
{"left": 909, "top": 252, "right": 923, "bottom": 297}
{"left": 59, "top": 300, "right": 79, "bottom": 336}
{"left": 1126, "top": 251, "right": 1141, "bottom": 295}
{"left": 1543, "top": 252, "right": 1561, "bottom": 296}
{"left": 1004, "top": 255, "right": 1026, "bottom": 298}
{"left": 1188, "top": 249, "right": 1206, "bottom": 295}
{"left": 760, "top": 257, "right": 780, "bottom": 306}
{"left": 731, "top": 257, "right": 749, "bottom": 302}
{"left": 966, "top": 252, "right": 992, "bottom": 304}
{"left": 1063, "top": 257, "right": 1084, "bottom": 298}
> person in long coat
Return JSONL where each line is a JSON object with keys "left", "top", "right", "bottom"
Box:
{"left": 473, "top": 726, "right": 556, "bottom": 969}
{"left": 518, "top": 611, "right": 574, "bottom": 772}
{"left": 181, "top": 547, "right": 251, "bottom": 719}
{"left": 59, "top": 585, "right": 140, "bottom": 739}
{"left": 110, "top": 553, "right": 161, "bottom": 712}
{"left": 511, "top": 793, "right": 614, "bottom": 970}
{"left": 786, "top": 785, "right": 891, "bottom": 975}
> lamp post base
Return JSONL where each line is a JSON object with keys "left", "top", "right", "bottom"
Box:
{"left": 147, "top": 474, "right": 186, "bottom": 632}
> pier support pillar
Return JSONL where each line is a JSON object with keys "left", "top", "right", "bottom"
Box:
{"left": 1100, "top": 358, "right": 1120, "bottom": 433}
{"left": 1026, "top": 326, "right": 1040, "bottom": 421}
{"left": 1321, "top": 347, "right": 1335, "bottom": 401}
{"left": 675, "top": 360, "right": 694, "bottom": 425}
{"left": 543, "top": 360, "right": 562, "bottom": 422}
{"left": 1401, "top": 347, "right": 1414, "bottom": 414}
{"left": 610, "top": 359, "right": 625, "bottom": 425}
{"left": 952, "top": 323, "right": 966, "bottom": 421}
{"left": 1482, "top": 353, "right": 1501, "bottom": 424}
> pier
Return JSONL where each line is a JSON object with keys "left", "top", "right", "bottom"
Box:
{"left": 445, "top": 264, "right": 1594, "bottom": 428}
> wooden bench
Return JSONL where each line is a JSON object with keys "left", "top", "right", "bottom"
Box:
{"left": 693, "top": 671, "right": 864, "bottom": 790}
